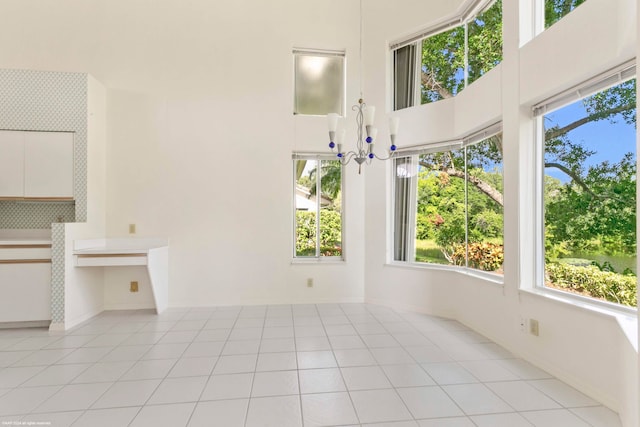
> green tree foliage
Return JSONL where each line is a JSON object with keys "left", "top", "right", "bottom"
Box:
{"left": 421, "top": 0, "right": 502, "bottom": 103}
{"left": 415, "top": 144, "right": 504, "bottom": 269}
{"left": 308, "top": 160, "right": 342, "bottom": 200}
{"left": 544, "top": 79, "right": 637, "bottom": 257}
{"left": 295, "top": 210, "right": 342, "bottom": 256}
{"left": 416, "top": 0, "right": 636, "bottom": 288}
{"left": 545, "top": 0, "right": 587, "bottom": 28}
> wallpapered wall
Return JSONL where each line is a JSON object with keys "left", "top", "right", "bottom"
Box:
{"left": 0, "top": 69, "right": 88, "bottom": 325}
{"left": 0, "top": 202, "right": 75, "bottom": 229}
{"left": 0, "top": 69, "right": 87, "bottom": 227}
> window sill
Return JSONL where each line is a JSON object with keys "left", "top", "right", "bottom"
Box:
{"left": 519, "top": 287, "right": 638, "bottom": 350}
{"left": 291, "top": 257, "right": 345, "bottom": 265}
{"left": 384, "top": 261, "right": 504, "bottom": 286}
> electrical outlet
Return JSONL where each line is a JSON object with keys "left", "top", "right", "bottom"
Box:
{"left": 130, "top": 281, "right": 139, "bottom": 292}
{"left": 519, "top": 317, "right": 527, "bottom": 333}
{"left": 129, "top": 224, "right": 136, "bottom": 234}
{"left": 529, "top": 318, "right": 539, "bottom": 336}
{"left": 307, "top": 278, "right": 313, "bottom": 288}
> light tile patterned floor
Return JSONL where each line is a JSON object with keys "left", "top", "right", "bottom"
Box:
{"left": 0, "top": 304, "right": 623, "bottom": 427}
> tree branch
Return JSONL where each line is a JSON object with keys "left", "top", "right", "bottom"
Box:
{"left": 545, "top": 103, "right": 634, "bottom": 140}
{"left": 444, "top": 168, "right": 504, "bottom": 206}
{"left": 421, "top": 71, "right": 453, "bottom": 100}
{"left": 420, "top": 160, "right": 504, "bottom": 206}
{"left": 544, "top": 162, "right": 600, "bottom": 199}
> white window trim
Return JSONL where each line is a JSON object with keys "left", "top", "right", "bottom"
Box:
{"left": 292, "top": 153, "right": 345, "bottom": 262}
{"left": 390, "top": 0, "right": 501, "bottom": 110}
{"left": 388, "top": 124, "right": 505, "bottom": 279}
{"left": 532, "top": 64, "right": 637, "bottom": 314}
{"left": 292, "top": 48, "right": 346, "bottom": 117}
{"left": 389, "top": 0, "right": 499, "bottom": 50}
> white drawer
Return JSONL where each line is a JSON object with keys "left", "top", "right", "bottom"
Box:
{"left": 0, "top": 245, "right": 52, "bottom": 261}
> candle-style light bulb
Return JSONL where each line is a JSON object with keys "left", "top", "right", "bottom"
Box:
{"left": 389, "top": 117, "right": 400, "bottom": 136}
{"left": 327, "top": 113, "right": 340, "bottom": 132}
{"left": 363, "top": 106, "right": 375, "bottom": 126}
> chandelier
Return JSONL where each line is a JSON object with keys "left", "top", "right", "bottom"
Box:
{"left": 325, "top": 0, "right": 400, "bottom": 174}
{"left": 327, "top": 102, "right": 399, "bottom": 174}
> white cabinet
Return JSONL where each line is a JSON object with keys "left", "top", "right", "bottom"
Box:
{"left": 25, "top": 132, "right": 74, "bottom": 198}
{"left": 0, "top": 130, "right": 74, "bottom": 199}
{"left": 0, "top": 130, "right": 25, "bottom": 197}
{"left": 0, "top": 263, "right": 51, "bottom": 322}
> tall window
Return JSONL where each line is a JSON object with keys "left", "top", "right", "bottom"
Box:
{"left": 538, "top": 71, "right": 636, "bottom": 308}
{"left": 393, "top": 131, "right": 504, "bottom": 275}
{"left": 293, "top": 50, "right": 345, "bottom": 116}
{"left": 294, "top": 156, "right": 343, "bottom": 259}
{"left": 392, "top": 0, "right": 502, "bottom": 109}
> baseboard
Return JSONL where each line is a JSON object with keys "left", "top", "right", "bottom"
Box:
{"left": 169, "top": 297, "right": 366, "bottom": 308}
{"left": 364, "top": 297, "right": 456, "bottom": 319}
{"left": 63, "top": 307, "right": 104, "bottom": 331}
{"left": 103, "top": 302, "right": 156, "bottom": 311}
{"left": 366, "top": 297, "right": 623, "bottom": 416}
{"left": 453, "top": 317, "right": 621, "bottom": 414}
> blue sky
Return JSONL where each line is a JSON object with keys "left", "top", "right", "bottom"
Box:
{"left": 544, "top": 97, "right": 636, "bottom": 183}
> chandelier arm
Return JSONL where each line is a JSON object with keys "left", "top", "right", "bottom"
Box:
{"left": 373, "top": 151, "right": 398, "bottom": 161}
{"left": 340, "top": 151, "right": 358, "bottom": 165}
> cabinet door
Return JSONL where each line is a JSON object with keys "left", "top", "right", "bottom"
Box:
{"left": 0, "top": 263, "right": 51, "bottom": 322}
{"left": 0, "top": 130, "right": 25, "bottom": 197}
{"left": 24, "top": 131, "right": 74, "bottom": 198}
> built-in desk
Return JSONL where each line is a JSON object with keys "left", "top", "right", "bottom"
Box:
{"left": 73, "top": 238, "right": 169, "bottom": 313}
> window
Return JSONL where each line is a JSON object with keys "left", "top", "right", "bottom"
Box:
{"left": 293, "top": 50, "right": 345, "bottom": 116}
{"left": 544, "top": 0, "right": 588, "bottom": 29}
{"left": 391, "top": 0, "right": 502, "bottom": 109}
{"left": 392, "top": 129, "right": 504, "bottom": 276}
{"left": 537, "top": 70, "right": 637, "bottom": 308}
{"left": 393, "top": 44, "right": 417, "bottom": 110}
{"left": 294, "top": 156, "right": 343, "bottom": 259}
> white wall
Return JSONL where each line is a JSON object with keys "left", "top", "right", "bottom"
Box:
{"left": 1, "top": 0, "right": 637, "bottom": 422}
{"left": 363, "top": 0, "right": 638, "bottom": 426}
{"left": 0, "top": 0, "right": 369, "bottom": 307}
{"left": 62, "top": 75, "right": 108, "bottom": 329}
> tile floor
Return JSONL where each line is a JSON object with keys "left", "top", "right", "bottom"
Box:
{"left": 0, "top": 304, "right": 623, "bottom": 427}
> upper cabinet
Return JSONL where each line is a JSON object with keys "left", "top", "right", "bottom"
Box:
{"left": 0, "top": 130, "right": 74, "bottom": 200}
{"left": 0, "top": 131, "right": 25, "bottom": 197}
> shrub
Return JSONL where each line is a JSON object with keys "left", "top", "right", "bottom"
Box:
{"left": 449, "top": 242, "right": 504, "bottom": 271}
{"left": 546, "top": 262, "right": 637, "bottom": 307}
{"left": 296, "top": 210, "right": 342, "bottom": 256}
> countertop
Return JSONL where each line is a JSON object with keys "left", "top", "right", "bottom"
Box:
{"left": 73, "top": 238, "right": 169, "bottom": 255}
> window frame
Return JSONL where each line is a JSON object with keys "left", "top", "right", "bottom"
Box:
{"left": 292, "top": 153, "right": 345, "bottom": 262}
{"left": 389, "top": 124, "right": 504, "bottom": 282}
{"left": 389, "top": 0, "right": 501, "bottom": 110}
{"left": 292, "top": 48, "right": 346, "bottom": 117}
{"left": 532, "top": 63, "right": 637, "bottom": 314}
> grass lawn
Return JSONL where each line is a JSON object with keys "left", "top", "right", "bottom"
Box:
{"left": 415, "top": 239, "right": 450, "bottom": 264}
